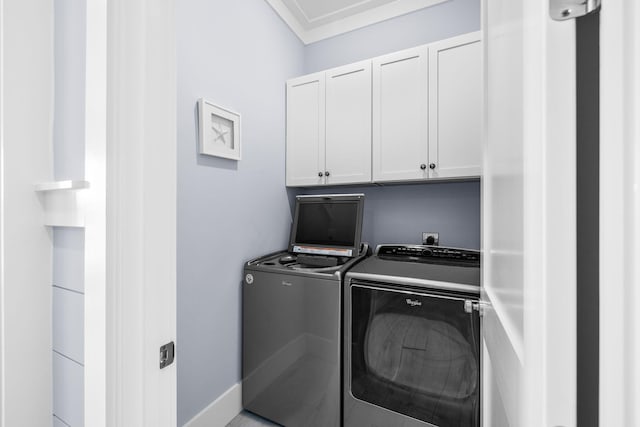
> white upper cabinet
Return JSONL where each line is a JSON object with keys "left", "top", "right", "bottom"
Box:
{"left": 325, "top": 61, "right": 372, "bottom": 185}
{"left": 428, "top": 32, "right": 482, "bottom": 179}
{"left": 372, "top": 33, "right": 482, "bottom": 182}
{"left": 286, "top": 72, "right": 326, "bottom": 187}
{"left": 372, "top": 46, "right": 429, "bottom": 182}
{"left": 285, "top": 31, "right": 482, "bottom": 187}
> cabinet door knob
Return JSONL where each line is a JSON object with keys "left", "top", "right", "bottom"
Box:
{"left": 318, "top": 172, "right": 323, "bottom": 177}
{"left": 420, "top": 164, "right": 427, "bottom": 170}
{"left": 324, "top": 171, "right": 330, "bottom": 177}
{"left": 429, "top": 163, "right": 436, "bottom": 169}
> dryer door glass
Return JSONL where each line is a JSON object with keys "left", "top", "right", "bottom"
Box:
{"left": 349, "top": 283, "right": 480, "bottom": 426}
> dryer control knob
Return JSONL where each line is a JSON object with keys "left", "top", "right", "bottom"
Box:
{"left": 245, "top": 273, "right": 254, "bottom": 285}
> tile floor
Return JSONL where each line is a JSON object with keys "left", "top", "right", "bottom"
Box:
{"left": 226, "top": 411, "right": 280, "bottom": 427}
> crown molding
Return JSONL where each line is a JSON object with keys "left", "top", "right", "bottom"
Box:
{"left": 265, "top": 0, "right": 449, "bottom": 44}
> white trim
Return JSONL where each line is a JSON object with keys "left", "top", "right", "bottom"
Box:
{"left": 265, "top": 0, "right": 308, "bottom": 42}
{"left": 84, "top": 0, "right": 107, "bottom": 426}
{"left": 0, "top": 0, "right": 4, "bottom": 418}
{"left": 600, "top": 0, "right": 639, "bottom": 425}
{"left": 265, "top": 0, "right": 447, "bottom": 44}
{"left": 482, "top": 285, "right": 523, "bottom": 362}
{"left": 537, "top": 13, "right": 577, "bottom": 426}
{"left": 107, "top": 0, "right": 177, "bottom": 425}
{"left": 183, "top": 383, "right": 243, "bottom": 427}
{"left": 34, "top": 180, "right": 90, "bottom": 192}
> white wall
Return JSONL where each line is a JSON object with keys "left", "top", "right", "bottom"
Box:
{"left": 1, "top": 0, "right": 54, "bottom": 425}
{"left": 176, "top": 0, "right": 304, "bottom": 424}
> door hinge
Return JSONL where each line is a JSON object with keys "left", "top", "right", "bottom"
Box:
{"left": 550, "top": 0, "right": 601, "bottom": 21}
{"left": 159, "top": 341, "right": 175, "bottom": 369}
{"left": 464, "top": 299, "right": 489, "bottom": 317}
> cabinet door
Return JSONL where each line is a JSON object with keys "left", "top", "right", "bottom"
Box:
{"left": 286, "top": 72, "right": 326, "bottom": 187}
{"left": 325, "top": 61, "right": 372, "bottom": 185}
{"left": 372, "top": 46, "right": 429, "bottom": 182}
{"left": 428, "top": 32, "right": 482, "bottom": 179}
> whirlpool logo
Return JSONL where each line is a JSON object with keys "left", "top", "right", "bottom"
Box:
{"left": 405, "top": 298, "right": 422, "bottom": 307}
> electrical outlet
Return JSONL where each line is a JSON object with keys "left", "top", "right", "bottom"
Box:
{"left": 422, "top": 232, "right": 439, "bottom": 246}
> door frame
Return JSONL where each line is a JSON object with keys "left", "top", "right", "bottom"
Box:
{"left": 106, "top": 0, "right": 177, "bottom": 425}
{"left": 2, "top": 0, "right": 177, "bottom": 424}
{"left": 599, "top": 0, "right": 640, "bottom": 425}
{"left": 85, "top": 0, "right": 107, "bottom": 424}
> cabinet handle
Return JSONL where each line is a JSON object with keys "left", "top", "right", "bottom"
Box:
{"left": 325, "top": 171, "right": 330, "bottom": 177}
{"left": 429, "top": 163, "right": 436, "bottom": 169}
{"left": 318, "top": 172, "right": 323, "bottom": 177}
{"left": 420, "top": 164, "right": 427, "bottom": 170}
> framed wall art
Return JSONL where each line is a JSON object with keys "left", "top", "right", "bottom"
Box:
{"left": 198, "top": 98, "right": 241, "bottom": 160}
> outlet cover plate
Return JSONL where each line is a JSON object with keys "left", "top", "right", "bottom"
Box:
{"left": 422, "top": 232, "right": 439, "bottom": 246}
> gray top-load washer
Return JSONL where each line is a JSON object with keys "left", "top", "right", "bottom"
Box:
{"left": 243, "top": 248, "right": 368, "bottom": 427}
{"left": 242, "top": 193, "right": 368, "bottom": 427}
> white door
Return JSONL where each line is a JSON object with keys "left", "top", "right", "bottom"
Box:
{"left": 286, "top": 72, "right": 326, "bottom": 187}
{"left": 372, "top": 46, "right": 429, "bottom": 182}
{"left": 482, "top": 0, "right": 578, "bottom": 426}
{"left": 428, "top": 32, "right": 482, "bottom": 179}
{"left": 325, "top": 61, "right": 372, "bottom": 185}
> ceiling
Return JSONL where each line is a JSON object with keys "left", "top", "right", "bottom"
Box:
{"left": 265, "top": 0, "right": 448, "bottom": 44}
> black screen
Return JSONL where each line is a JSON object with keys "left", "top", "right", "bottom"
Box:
{"left": 294, "top": 201, "right": 359, "bottom": 247}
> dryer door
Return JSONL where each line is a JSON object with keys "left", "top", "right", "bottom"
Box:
{"left": 345, "top": 282, "right": 480, "bottom": 427}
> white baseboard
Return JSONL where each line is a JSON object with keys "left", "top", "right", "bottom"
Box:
{"left": 183, "top": 382, "right": 242, "bottom": 427}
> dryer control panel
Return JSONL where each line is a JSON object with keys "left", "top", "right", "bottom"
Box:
{"left": 376, "top": 244, "right": 480, "bottom": 266}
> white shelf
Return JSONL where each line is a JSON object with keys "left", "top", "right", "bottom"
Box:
{"left": 34, "top": 180, "right": 89, "bottom": 227}
{"left": 34, "top": 180, "right": 90, "bottom": 192}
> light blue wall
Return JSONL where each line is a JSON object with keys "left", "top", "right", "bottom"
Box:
{"left": 53, "top": 0, "right": 85, "bottom": 180}
{"left": 299, "top": 182, "right": 480, "bottom": 249}
{"left": 177, "top": 0, "right": 481, "bottom": 424}
{"left": 52, "top": 227, "right": 85, "bottom": 427}
{"left": 53, "top": 1, "right": 86, "bottom": 425}
{"left": 304, "top": 0, "right": 481, "bottom": 73}
{"left": 176, "top": 0, "right": 305, "bottom": 424}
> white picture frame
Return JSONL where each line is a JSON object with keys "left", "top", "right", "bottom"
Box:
{"left": 198, "top": 98, "right": 241, "bottom": 160}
